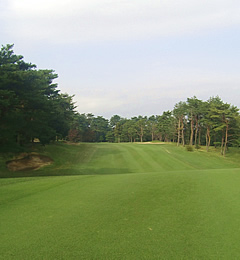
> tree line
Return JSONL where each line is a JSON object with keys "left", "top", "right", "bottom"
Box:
{"left": 69, "top": 96, "right": 240, "bottom": 156}
{"left": 1, "top": 45, "right": 239, "bottom": 156}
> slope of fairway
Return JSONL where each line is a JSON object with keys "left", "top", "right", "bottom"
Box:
{"left": 1, "top": 143, "right": 240, "bottom": 259}
{"left": 1, "top": 142, "right": 239, "bottom": 177}
{"left": 43, "top": 143, "right": 240, "bottom": 175}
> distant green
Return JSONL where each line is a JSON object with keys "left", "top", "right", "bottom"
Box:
{"left": 1, "top": 143, "right": 240, "bottom": 259}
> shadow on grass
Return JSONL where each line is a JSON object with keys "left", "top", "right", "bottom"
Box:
{"left": 0, "top": 142, "right": 127, "bottom": 178}
{"left": 0, "top": 167, "right": 134, "bottom": 178}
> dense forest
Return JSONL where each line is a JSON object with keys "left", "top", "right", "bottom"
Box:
{"left": 1, "top": 45, "right": 239, "bottom": 156}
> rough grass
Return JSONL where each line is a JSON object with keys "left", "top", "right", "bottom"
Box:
{"left": 1, "top": 143, "right": 240, "bottom": 259}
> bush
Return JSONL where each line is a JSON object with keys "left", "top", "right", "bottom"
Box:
{"left": 195, "top": 144, "right": 201, "bottom": 150}
{"left": 67, "top": 129, "right": 81, "bottom": 143}
{"left": 186, "top": 145, "right": 194, "bottom": 152}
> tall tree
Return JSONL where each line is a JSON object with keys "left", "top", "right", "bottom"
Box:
{"left": 157, "top": 111, "right": 175, "bottom": 142}
{"left": 209, "top": 97, "right": 239, "bottom": 156}
{"left": 147, "top": 115, "right": 158, "bottom": 141}
{"left": 187, "top": 96, "right": 202, "bottom": 146}
{"left": 122, "top": 119, "right": 137, "bottom": 142}
{"left": 134, "top": 116, "right": 147, "bottom": 142}
{"left": 90, "top": 116, "right": 109, "bottom": 142}
{"left": 173, "top": 101, "right": 187, "bottom": 146}
{"left": 0, "top": 44, "right": 76, "bottom": 147}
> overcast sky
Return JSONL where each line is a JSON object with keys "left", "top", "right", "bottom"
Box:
{"left": 1, "top": 0, "right": 240, "bottom": 118}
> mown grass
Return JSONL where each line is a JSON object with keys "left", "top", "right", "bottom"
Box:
{"left": 1, "top": 142, "right": 239, "bottom": 178}
{"left": 1, "top": 143, "right": 240, "bottom": 259}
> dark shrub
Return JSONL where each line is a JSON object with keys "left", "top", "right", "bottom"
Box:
{"left": 186, "top": 145, "right": 194, "bottom": 152}
{"left": 195, "top": 144, "right": 201, "bottom": 150}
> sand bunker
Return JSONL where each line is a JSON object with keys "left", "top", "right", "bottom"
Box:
{"left": 6, "top": 153, "right": 53, "bottom": 171}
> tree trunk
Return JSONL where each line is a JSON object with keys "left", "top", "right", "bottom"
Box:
{"left": 194, "top": 118, "right": 198, "bottom": 146}
{"left": 159, "top": 133, "right": 162, "bottom": 141}
{"left": 177, "top": 118, "right": 180, "bottom": 146}
{"left": 206, "top": 126, "right": 210, "bottom": 152}
{"left": 198, "top": 126, "right": 201, "bottom": 145}
{"left": 189, "top": 118, "right": 194, "bottom": 146}
{"left": 140, "top": 126, "right": 143, "bottom": 142}
{"left": 221, "top": 132, "right": 224, "bottom": 155}
{"left": 223, "top": 124, "right": 228, "bottom": 157}
{"left": 181, "top": 119, "right": 185, "bottom": 147}
{"left": 206, "top": 133, "right": 208, "bottom": 151}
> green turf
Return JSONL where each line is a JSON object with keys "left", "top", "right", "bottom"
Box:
{"left": 1, "top": 142, "right": 239, "bottom": 178}
{"left": 1, "top": 143, "right": 240, "bottom": 259}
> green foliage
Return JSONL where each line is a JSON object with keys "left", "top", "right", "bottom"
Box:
{"left": 105, "top": 130, "right": 115, "bottom": 142}
{"left": 0, "top": 44, "right": 76, "bottom": 147}
{"left": 186, "top": 145, "right": 194, "bottom": 151}
{"left": 157, "top": 111, "right": 176, "bottom": 142}
{"left": 67, "top": 97, "right": 239, "bottom": 155}
{"left": 110, "top": 114, "right": 122, "bottom": 128}
{"left": 90, "top": 116, "right": 109, "bottom": 142}
{"left": 195, "top": 144, "right": 201, "bottom": 149}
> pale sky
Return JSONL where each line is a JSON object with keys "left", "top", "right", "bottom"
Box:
{"left": 1, "top": 0, "right": 240, "bottom": 118}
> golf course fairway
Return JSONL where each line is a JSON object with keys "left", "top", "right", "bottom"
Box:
{"left": 1, "top": 143, "right": 240, "bottom": 259}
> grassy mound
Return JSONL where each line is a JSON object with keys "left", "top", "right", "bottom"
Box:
{"left": 1, "top": 143, "right": 240, "bottom": 259}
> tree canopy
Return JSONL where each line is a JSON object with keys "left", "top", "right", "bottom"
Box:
{"left": 0, "top": 44, "right": 76, "bottom": 149}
